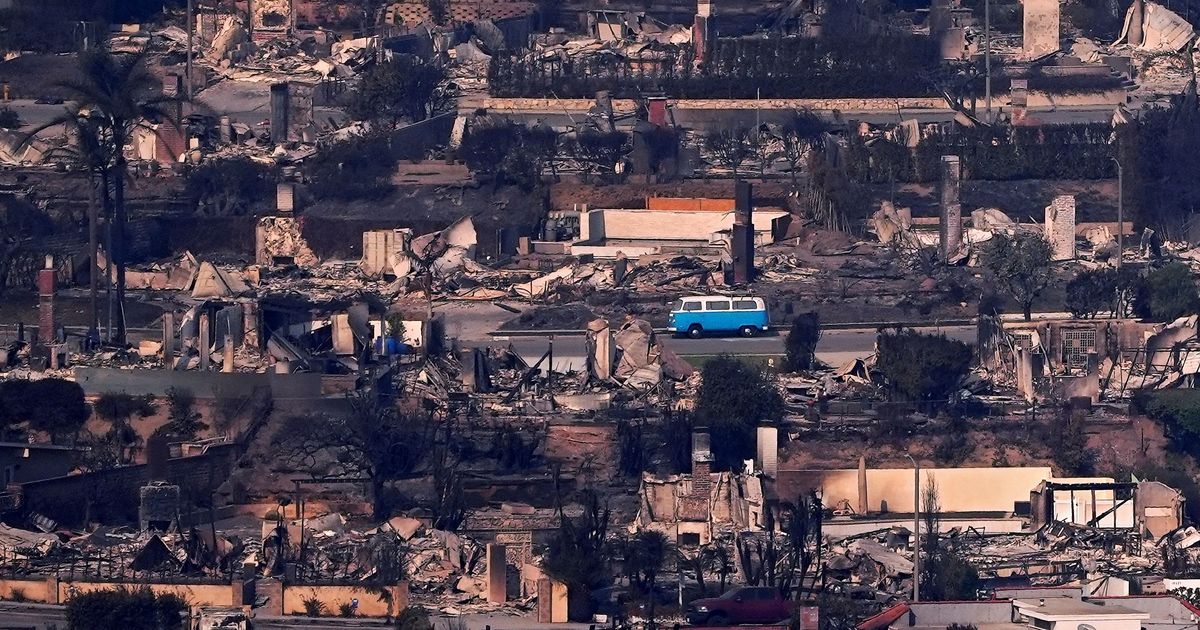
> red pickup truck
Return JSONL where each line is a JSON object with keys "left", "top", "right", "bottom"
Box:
{"left": 685, "top": 586, "right": 793, "bottom": 626}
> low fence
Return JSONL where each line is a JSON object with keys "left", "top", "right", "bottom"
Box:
{"left": 20, "top": 444, "right": 236, "bottom": 527}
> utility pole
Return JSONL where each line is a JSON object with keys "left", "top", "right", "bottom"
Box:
{"left": 186, "top": 0, "right": 194, "bottom": 100}
{"left": 906, "top": 454, "right": 920, "bottom": 603}
{"left": 984, "top": 0, "right": 992, "bottom": 122}
{"left": 1114, "top": 157, "right": 1124, "bottom": 269}
{"left": 755, "top": 87, "right": 761, "bottom": 132}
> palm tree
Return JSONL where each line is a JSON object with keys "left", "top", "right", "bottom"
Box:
{"left": 31, "top": 50, "right": 178, "bottom": 344}
{"left": 39, "top": 110, "right": 113, "bottom": 340}
{"left": 624, "top": 530, "right": 674, "bottom": 630}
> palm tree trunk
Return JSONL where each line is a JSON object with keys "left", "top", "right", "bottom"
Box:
{"left": 113, "top": 156, "right": 128, "bottom": 345}
{"left": 647, "top": 577, "right": 656, "bottom": 630}
{"left": 88, "top": 174, "right": 98, "bottom": 341}
{"left": 100, "top": 168, "right": 114, "bottom": 342}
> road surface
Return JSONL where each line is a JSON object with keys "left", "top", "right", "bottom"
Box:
{"left": 486, "top": 325, "right": 977, "bottom": 371}
{"left": 0, "top": 604, "right": 596, "bottom": 630}
{"left": 0, "top": 602, "right": 65, "bottom": 629}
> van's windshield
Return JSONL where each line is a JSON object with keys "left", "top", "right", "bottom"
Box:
{"left": 670, "top": 300, "right": 683, "bottom": 311}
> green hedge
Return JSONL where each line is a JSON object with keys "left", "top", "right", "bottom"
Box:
{"left": 489, "top": 33, "right": 941, "bottom": 99}
{"left": 843, "top": 123, "right": 1117, "bottom": 184}
{"left": 1137, "top": 390, "right": 1200, "bottom": 456}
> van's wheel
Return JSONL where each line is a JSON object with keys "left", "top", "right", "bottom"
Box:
{"left": 739, "top": 325, "right": 757, "bottom": 338}
{"left": 688, "top": 324, "right": 704, "bottom": 339}
{"left": 707, "top": 613, "right": 730, "bottom": 627}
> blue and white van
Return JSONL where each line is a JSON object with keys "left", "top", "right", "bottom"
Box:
{"left": 668, "top": 295, "right": 770, "bottom": 338}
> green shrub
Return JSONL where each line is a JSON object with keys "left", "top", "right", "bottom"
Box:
{"left": 185, "top": 157, "right": 277, "bottom": 216}
{"left": 784, "top": 312, "right": 821, "bottom": 372}
{"left": 1137, "top": 390, "right": 1200, "bottom": 457}
{"left": 394, "top": 606, "right": 434, "bottom": 630}
{"left": 93, "top": 393, "right": 157, "bottom": 423}
{"left": 152, "top": 387, "right": 207, "bottom": 441}
{"left": 302, "top": 596, "right": 327, "bottom": 617}
{"left": 65, "top": 586, "right": 186, "bottom": 630}
{"left": 0, "top": 378, "right": 90, "bottom": 439}
{"left": 0, "top": 108, "right": 21, "bottom": 129}
{"left": 488, "top": 32, "right": 940, "bottom": 99}
{"left": 875, "top": 328, "right": 972, "bottom": 407}
{"left": 1135, "top": 263, "right": 1199, "bottom": 322}
{"left": 1047, "top": 407, "right": 1096, "bottom": 476}
{"left": 695, "top": 355, "right": 784, "bottom": 469}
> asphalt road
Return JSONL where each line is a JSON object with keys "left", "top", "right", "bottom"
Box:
{"left": 488, "top": 324, "right": 977, "bottom": 371}
{"left": 459, "top": 103, "right": 1122, "bottom": 130}
{"left": 0, "top": 603, "right": 65, "bottom": 630}
{"left": 0, "top": 605, "right": 597, "bottom": 630}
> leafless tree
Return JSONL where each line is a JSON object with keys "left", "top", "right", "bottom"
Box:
{"left": 274, "top": 392, "right": 436, "bottom": 520}
{"left": 705, "top": 126, "right": 755, "bottom": 179}
{"left": 777, "top": 109, "right": 828, "bottom": 186}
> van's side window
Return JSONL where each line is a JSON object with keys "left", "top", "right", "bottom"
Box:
{"left": 683, "top": 302, "right": 702, "bottom": 311}
{"left": 733, "top": 300, "right": 758, "bottom": 310}
{"left": 706, "top": 301, "right": 730, "bottom": 310}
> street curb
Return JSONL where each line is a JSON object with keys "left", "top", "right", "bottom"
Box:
{"left": 485, "top": 312, "right": 1075, "bottom": 337}
{"left": 488, "top": 321, "right": 974, "bottom": 337}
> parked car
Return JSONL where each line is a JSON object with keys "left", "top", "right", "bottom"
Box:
{"left": 668, "top": 295, "right": 769, "bottom": 339}
{"left": 685, "top": 586, "right": 793, "bottom": 626}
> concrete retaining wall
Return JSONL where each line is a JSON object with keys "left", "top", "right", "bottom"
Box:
{"left": 279, "top": 583, "right": 408, "bottom": 617}
{"left": 778, "top": 466, "right": 1053, "bottom": 514}
{"left": 0, "top": 577, "right": 57, "bottom": 603}
{"left": 0, "top": 577, "right": 408, "bottom": 618}
{"left": 75, "top": 368, "right": 324, "bottom": 401}
{"left": 593, "top": 208, "right": 788, "bottom": 241}
{"left": 59, "top": 579, "right": 236, "bottom": 607}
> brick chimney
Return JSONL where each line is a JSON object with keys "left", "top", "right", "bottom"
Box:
{"left": 270, "top": 82, "right": 290, "bottom": 143}
{"left": 726, "top": 180, "right": 755, "bottom": 284}
{"left": 37, "top": 256, "right": 55, "bottom": 345}
{"left": 1010, "top": 79, "right": 1029, "bottom": 125}
{"left": 648, "top": 96, "right": 668, "bottom": 127}
{"left": 692, "top": 431, "right": 712, "bottom": 496}
{"left": 276, "top": 182, "right": 295, "bottom": 214}
{"left": 162, "top": 74, "right": 183, "bottom": 126}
